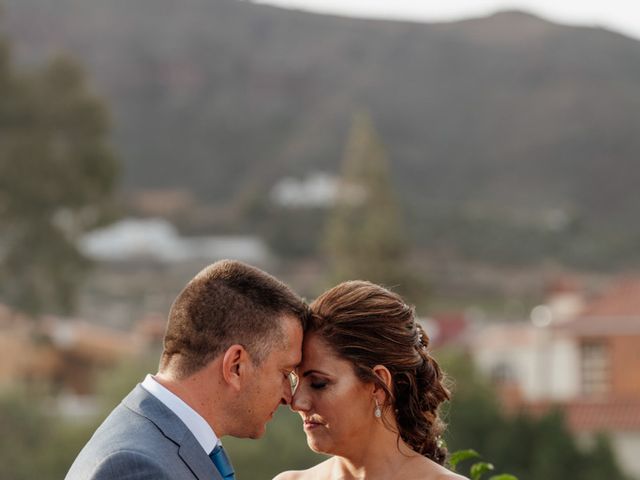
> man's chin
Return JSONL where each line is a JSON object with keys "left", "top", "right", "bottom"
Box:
{"left": 246, "top": 424, "right": 267, "bottom": 440}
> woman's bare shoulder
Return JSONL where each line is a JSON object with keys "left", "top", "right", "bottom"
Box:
{"left": 273, "top": 471, "right": 304, "bottom": 480}
{"left": 434, "top": 472, "right": 469, "bottom": 480}
{"left": 430, "top": 462, "right": 469, "bottom": 480}
{"left": 409, "top": 457, "right": 469, "bottom": 480}
{"left": 273, "top": 459, "right": 334, "bottom": 480}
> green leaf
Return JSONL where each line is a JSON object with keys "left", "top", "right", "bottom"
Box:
{"left": 488, "top": 475, "right": 518, "bottom": 480}
{"left": 449, "top": 449, "right": 481, "bottom": 470}
{"left": 470, "top": 461, "right": 494, "bottom": 480}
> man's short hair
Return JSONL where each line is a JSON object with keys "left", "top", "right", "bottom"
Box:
{"left": 159, "top": 259, "right": 308, "bottom": 378}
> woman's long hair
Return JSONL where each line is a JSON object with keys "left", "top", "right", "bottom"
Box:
{"left": 309, "top": 280, "right": 450, "bottom": 464}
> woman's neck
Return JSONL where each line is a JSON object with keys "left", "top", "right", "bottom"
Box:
{"left": 330, "top": 429, "right": 420, "bottom": 480}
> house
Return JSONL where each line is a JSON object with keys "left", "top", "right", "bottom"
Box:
{"left": 553, "top": 279, "right": 640, "bottom": 476}
{"left": 0, "top": 304, "right": 162, "bottom": 418}
{"left": 469, "top": 278, "right": 640, "bottom": 479}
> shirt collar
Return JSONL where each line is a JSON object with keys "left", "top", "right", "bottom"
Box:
{"left": 141, "top": 374, "right": 219, "bottom": 454}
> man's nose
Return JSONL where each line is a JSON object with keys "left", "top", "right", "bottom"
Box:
{"left": 281, "top": 382, "right": 293, "bottom": 405}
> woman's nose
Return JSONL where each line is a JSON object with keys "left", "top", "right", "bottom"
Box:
{"left": 290, "top": 388, "right": 310, "bottom": 412}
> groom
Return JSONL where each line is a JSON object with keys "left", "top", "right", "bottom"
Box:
{"left": 66, "top": 259, "right": 308, "bottom": 479}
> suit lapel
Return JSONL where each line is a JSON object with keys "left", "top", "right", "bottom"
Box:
{"left": 178, "top": 432, "right": 223, "bottom": 480}
{"left": 123, "top": 384, "right": 224, "bottom": 480}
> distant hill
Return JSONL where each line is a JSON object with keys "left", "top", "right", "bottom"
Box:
{"left": 5, "top": 0, "right": 640, "bottom": 265}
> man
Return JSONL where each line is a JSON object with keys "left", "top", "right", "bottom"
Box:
{"left": 66, "top": 259, "right": 308, "bottom": 479}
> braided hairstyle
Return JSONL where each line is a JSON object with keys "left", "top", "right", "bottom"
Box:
{"left": 309, "top": 280, "right": 450, "bottom": 464}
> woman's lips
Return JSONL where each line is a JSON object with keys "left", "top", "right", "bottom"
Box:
{"left": 303, "top": 420, "right": 324, "bottom": 430}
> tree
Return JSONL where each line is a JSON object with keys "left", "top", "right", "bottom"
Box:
{"left": 0, "top": 33, "right": 119, "bottom": 315}
{"left": 324, "top": 111, "right": 424, "bottom": 302}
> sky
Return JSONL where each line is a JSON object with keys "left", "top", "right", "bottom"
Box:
{"left": 251, "top": 0, "right": 640, "bottom": 41}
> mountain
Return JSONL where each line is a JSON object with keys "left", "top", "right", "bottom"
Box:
{"left": 4, "top": 0, "right": 640, "bottom": 264}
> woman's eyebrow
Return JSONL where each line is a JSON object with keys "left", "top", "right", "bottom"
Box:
{"left": 302, "top": 369, "right": 330, "bottom": 377}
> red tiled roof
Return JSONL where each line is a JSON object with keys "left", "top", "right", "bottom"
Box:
{"left": 525, "top": 400, "right": 640, "bottom": 432}
{"left": 581, "top": 278, "right": 640, "bottom": 317}
{"left": 559, "top": 316, "right": 640, "bottom": 335}
{"left": 565, "top": 401, "right": 640, "bottom": 432}
{"left": 421, "top": 313, "right": 469, "bottom": 348}
{"left": 557, "top": 278, "right": 640, "bottom": 335}
{"left": 545, "top": 276, "right": 582, "bottom": 295}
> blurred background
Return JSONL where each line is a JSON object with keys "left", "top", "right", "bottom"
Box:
{"left": 1, "top": 0, "right": 640, "bottom": 478}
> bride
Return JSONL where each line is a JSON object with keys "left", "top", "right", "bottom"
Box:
{"left": 275, "top": 281, "right": 467, "bottom": 480}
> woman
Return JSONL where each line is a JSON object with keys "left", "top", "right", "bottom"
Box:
{"left": 275, "top": 281, "right": 466, "bottom": 480}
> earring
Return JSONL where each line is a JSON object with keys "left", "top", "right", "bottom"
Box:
{"left": 374, "top": 398, "right": 382, "bottom": 418}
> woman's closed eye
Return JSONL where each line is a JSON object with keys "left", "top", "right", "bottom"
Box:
{"left": 302, "top": 371, "right": 331, "bottom": 390}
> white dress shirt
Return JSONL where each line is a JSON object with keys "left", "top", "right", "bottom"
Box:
{"left": 141, "top": 374, "right": 219, "bottom": 454}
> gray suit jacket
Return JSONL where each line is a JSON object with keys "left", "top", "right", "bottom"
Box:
{"left": 66, "top": 384, "right": 224, "bottom": 480}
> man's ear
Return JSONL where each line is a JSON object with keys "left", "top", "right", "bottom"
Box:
{"left": 221, "top": 345, "right": 250, "bottom": 392}
{"left": 371, "top": 364, "right": 392, "bottom": 404}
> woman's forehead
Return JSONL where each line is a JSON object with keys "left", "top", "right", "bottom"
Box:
{"left": 300, "top": 335, "right": 347, "bottom": 370}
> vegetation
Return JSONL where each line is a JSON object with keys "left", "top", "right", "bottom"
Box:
{"left": 442, "top": 351, "right": 631, "bottom": 480}
{"left": 4, "top": 347, "right": 626, "bottom": 480}
{"left": 0, "top": 31, "right": 119, "bottom": 315}
{"left": 0, "top": 3, "right": 635, "bottom": 479}
{"left": 0, "top": 351, "right": 159, "bottom": 480}
{"left": 323, "top": 112, "right": 426, "bottom": 303}
{"left": 0, "top": 388, "right": 97, "bottom": 480}
{"left": 0, "top": 351, "right": 631, "bottom": 480}
{"left": 6, "top": 0, "right": 640, "bottom": 268}
{"left": 449, "top": 449, "right": 517, "bottom": 480}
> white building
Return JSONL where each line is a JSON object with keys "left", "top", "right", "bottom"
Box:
{"left": 80, "top": 218, "right": 269, "bottom": 265}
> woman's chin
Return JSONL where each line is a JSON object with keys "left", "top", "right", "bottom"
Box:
{"left": 306, "top": 437, "right": 329, "bottom": 454}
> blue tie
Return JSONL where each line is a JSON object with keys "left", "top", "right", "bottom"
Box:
{"left": 209, "top": 444, "right": 235, "bottom": 480}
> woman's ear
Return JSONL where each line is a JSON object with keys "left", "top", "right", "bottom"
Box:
{"left": 372, "top": 364, "right": 392, "bottom": 403}
{"left": 221, "top": 345, "right": 250, "bottom": 391}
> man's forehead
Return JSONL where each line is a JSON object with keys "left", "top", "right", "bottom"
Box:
{"left": 273, "top": 314, "right": 303, "bottom": 363}
{"left": 279, "top": 313, "right": 304, "bottom": 338}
